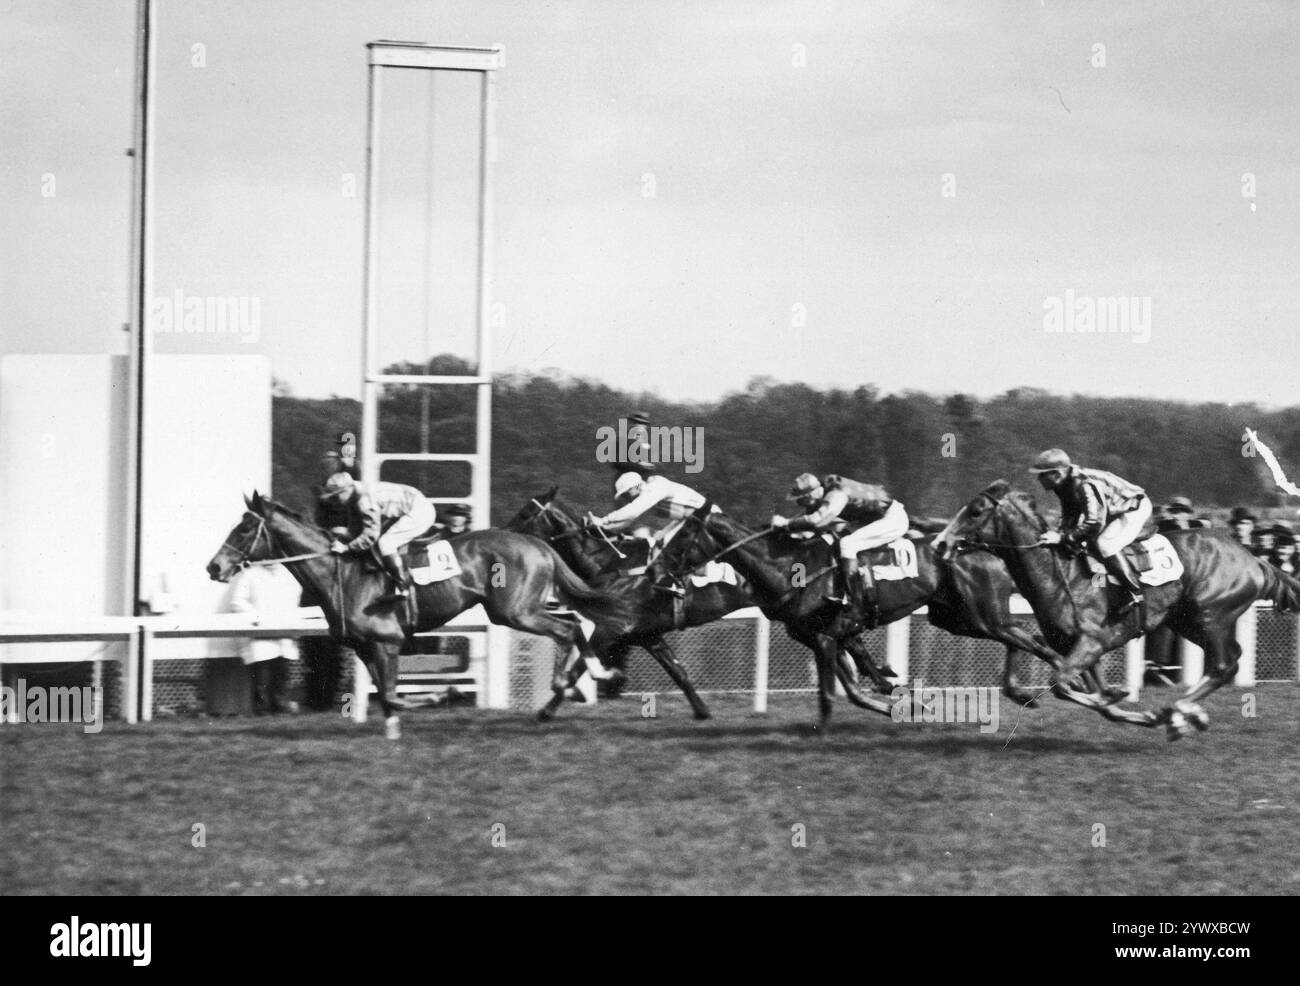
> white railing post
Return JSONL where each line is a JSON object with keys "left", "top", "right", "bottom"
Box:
{"left": 1234, "top": 603, "right": 1257, "bottom": 687}
{"left": 753, "top": 612, "right": 770, "bottom": 713}
{"left": 123, "top": 629, "right": 141, "bottom": 725}
{"left": 886, "top": 615, "right": 910, "bottom": 685}
{"left": 139, "top": 624, "right": 154, "bottom": 723}
{"left": 1180, "top": 638, "right": 1205, "bottom": 688}
{"left": 1124, "top": 637, "right": 1145, "bottom": 701}
{"left": 481, "top": 623, "right": 510, "bottom": 709}
{"left": 351, "top": 654, "right": 368, "bottom": 723}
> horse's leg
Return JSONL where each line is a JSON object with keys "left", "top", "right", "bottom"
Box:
{"left": 812, "top": 632, "right": 840, "bottom": 731}
{"left": 833, "top": 647, "right": 897, "bottom": 716}
{"left": 361, "top": 639, "right": 406, "bottom": 740}
{"left": 841, "top": 634, "right": 894, "bottom": 693}
{"left": 637, "top": 636, "right": 711, "bottom": 720}
{"left": 1159, "top": 620, "right": 1240, "bottom": 739}
{"left": 1052, "top": 635, "right": 1160, "bottom": 726}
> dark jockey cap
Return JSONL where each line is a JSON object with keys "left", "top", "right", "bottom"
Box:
{"left": 1028, "top": 448, "right": 1072, "bottom": 474}
{"left": 629, "top": 411, "right": 651, "bottom": 427}
{"left": 1230, "top": 506, "right": 1258, "bottom": 524}
{"left": 1164, "top": 496, "right": 1194, "bottom": 514}
{"left": 444, "top": 503, "right": 471, "bottom": 518}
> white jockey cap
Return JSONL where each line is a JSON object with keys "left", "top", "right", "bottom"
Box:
{"left": 613, "top": 471, "right": 644, "bottom": 498}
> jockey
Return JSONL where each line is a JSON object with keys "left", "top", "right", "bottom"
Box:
{"left": 770, "top": 473, "right": 908, "bottom": 625}
{"left": 1028, "top": 448, "right": 1151, "bottom": 613}
{"left": 316, "top": 473, "right": 436, "bottom": 601}
{"left": 589, "top": 468, "right": 717, "bottom": 580}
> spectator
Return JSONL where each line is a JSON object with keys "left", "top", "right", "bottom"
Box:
{"left": 1156, "top": 496, "right": 1199, "bottom": 532}
{"left": 1270, "top": 524, "right": 1298, "bottom": 576}
{"left": 1229, "top": 506, "right": 1257, "bottom": 550}
{"left": 228, "top": 564, "right": 301, "bottom": 715}
{"left": 442, "top": 503, "right": 472, "bottom": 535}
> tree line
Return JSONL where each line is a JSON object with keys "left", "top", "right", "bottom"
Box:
{"left": 272, "top": 355, "right": 1300, "bottom": 527}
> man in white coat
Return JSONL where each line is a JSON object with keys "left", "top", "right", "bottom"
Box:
{"left": 229, "top": 564, "right": 301, "bottom": 714}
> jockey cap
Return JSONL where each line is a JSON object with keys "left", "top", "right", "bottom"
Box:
{"left": 787, "top": 472, "right": 823, "bottom": 500}
{"left": 1028, "top": 448, "right": 1072, "bottom": 474}
{"left": 613, "top": 471, "right": 644, "bottom": 498}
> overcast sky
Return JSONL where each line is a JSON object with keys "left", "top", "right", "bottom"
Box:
{"left": 3, "top": 0, "right": 1298, "bottom": 405}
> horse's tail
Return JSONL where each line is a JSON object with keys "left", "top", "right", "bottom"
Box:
{"left": 546, "top": 545, "right": 636, "bottom": 632}
{"left": 1259, "top": 560, "right": 1300, "bottom": 613}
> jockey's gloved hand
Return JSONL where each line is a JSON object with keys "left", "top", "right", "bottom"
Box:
{"left": 1037, "top": 530, "right": 1062, "bottom": 547}
{"left": 330, "top": 539, "right": 348, "bottom": 555}
{"left": 770, "top": 515, "right": 788, "bottom": 528}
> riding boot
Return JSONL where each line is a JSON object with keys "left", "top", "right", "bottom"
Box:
{"left": 1102, "top": 552, "right": 1144, "bottom": 614}
{"left": 856, "top": 559, "right": 880, "bottom": 628}
{"left": 379, "top": 552, "right": 410, "bottom": 601}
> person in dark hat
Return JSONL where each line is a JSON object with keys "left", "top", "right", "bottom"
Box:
{"left": 442, "top": 503, "right": 472, "bottom": 535}
{"left": 1229, "top": 506, "right": 1257, "bottom": 550}
{"left": 1156, "top": 496, "right": 1202, "bottom": 533}
{"left": 1269, "top": 523, "right": 1298, "bottom": 576}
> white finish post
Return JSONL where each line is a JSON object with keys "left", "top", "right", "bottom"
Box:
{"left": 753, "top": 612, "right": 770, "bottom": 713}
{"left": 1234, "top": 603, "right": 1257, "bottom": 687}
{"left": 886, "top": 615, "right": 910, "bottom": 684}
{"left": 1124, "top": 637, "right": 1145, "bottom": 701}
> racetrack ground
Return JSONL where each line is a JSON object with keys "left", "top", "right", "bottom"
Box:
{"left": 3, "top": 684, "right": 1298, "bottom": 895}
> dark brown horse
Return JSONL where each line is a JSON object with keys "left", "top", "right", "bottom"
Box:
{"left": 504, "top": 489, "right": 751, "bottom": 720}
{"left": 207, "top": 492, "right": 633, "bottom": 738}
{"left": 933, "top": 480, "right": 1300, "bottom": 739}
{"left": 660, "top": 503, "right": 1109, "bottom": 729}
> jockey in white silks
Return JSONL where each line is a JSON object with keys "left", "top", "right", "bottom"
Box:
{"left": 1028, "top": 448, "right": 1152, "bottom": 614}
{"left": 770, "top": 472, "right": 909, "bottom": 626}
{"left": 317, "top": 473, "right": 436, "bottom": 601}
{"left": 589, "top": 470, "right": 719, "bottom": 587}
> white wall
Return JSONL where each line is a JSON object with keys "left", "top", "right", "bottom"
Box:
{"left": 0, "top": 354, "right": 271, "bottom": 661}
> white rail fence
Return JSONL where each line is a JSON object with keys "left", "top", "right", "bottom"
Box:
{"left": 2, "top": 600, "right": 1296, "bottom": 724}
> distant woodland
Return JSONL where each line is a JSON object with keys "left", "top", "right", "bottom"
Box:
{"left": 272, "top": 355, "right": 1300, "bottom": 527}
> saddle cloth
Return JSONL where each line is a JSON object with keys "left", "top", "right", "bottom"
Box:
{"left": 688, "top": 560, "right": 742, "bottom": 588}
{"left": 1085, "top": 534, "right": 1183, "bottom": 587}
{"left": 818, "top": 534, "right": 919, "bottom": 581}
{"left": 408, "top": 540, "right": 462, "bottom": 586}
{"left": 862, "top": 538, "right": 919, "bottom": 581}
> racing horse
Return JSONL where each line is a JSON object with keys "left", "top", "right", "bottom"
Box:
{"left": 507, "top": 489, "right": 1063, "bottom": 719}
{"left": 504, "top": 488, "right": 747, "bottom": 720}
{"left": 207, "top": 492, "right": 633, "bottom": 739}
{"left": 660, "top": 503, "right": 1116, "bottom": 730}
{"left": 933, "top": 479, "right": 1300, "bottom": 739}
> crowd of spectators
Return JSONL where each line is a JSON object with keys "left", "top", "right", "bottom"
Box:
{"left": 1155, "top": 497, "right": 1297, "bottom": 572}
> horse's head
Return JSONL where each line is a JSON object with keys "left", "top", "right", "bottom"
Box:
{"left": 502, "top": 486, "right": 560, "bottom": 535}
{"left": 933, "top": 479, "right": 1026, "bottom": 558}
{"left": 206, "top": 491, "right": 324, "bottom": 582}
{"left": 207, "top": 492, "right": 274, "bottom": 582}
{"left": 661, "top": 501, "right": 726, "bottom": 576}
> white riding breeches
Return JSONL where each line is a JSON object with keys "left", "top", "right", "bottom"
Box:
{"left": 1094, "top": 496, "right": 1152, "bottom": 558}
{"left": 378, "top": 498, "right": 436, "bottom": 555}
{"left": 839, "top": 500, "right": 909, "bottom": 559}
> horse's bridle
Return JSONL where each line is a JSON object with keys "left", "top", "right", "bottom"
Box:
{"left": 221, "top": 513, "right": 329, "bottom": 570}
{"left": 950, "top": 491, "right": 1049, "bottom": 554}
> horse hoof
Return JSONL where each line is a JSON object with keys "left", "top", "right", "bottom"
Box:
{"left": 693, "top": 709, "right": 712, "bottom": 721}
{"left": 385, "top": 715, "right": 401, "bottom": 741}
{"left": 536, "top": 709, "right": 553, "bottom": 723}
{"left": 1164, "top": 711, "right": 1192, "bottom": 742}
